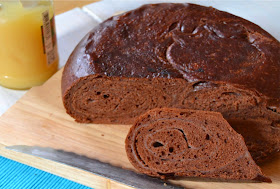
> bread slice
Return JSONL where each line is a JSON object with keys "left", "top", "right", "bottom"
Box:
{"left": 183, "top": 81, "right": 280, "bottom": 163}
{"left": 125, "top": 108, "right": 271, "bottom": 182}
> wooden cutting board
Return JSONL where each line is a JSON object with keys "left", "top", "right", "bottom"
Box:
{"left": 0, "top": 69, "right": 279, "bottom": 189}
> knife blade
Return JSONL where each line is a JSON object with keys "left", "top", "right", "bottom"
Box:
{"left": 6, "top": 145, "right": 184, "bottom": 189}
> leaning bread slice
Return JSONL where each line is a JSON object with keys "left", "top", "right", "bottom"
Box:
{"left": 125, "top": 108, "right": 271, "bottom": 182}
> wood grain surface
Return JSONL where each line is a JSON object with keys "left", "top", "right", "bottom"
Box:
{"left": 53, "top": 0, "right": 100, "bottom": 14}
{"left": 0, "top": 68, "right": 279, "bottom": 189}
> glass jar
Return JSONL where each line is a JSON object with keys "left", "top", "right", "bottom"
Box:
{"left": 0, "top": 0, "right": 58, "bottom": 89}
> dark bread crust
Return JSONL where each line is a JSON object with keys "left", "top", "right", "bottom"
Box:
{"left": 61, "top": 3, "right": 280, "bottom": 162}
{"left": 125, "top": 108, "right": 271, "bottom": 182}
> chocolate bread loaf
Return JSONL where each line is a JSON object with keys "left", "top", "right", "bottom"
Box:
{"left": 62, "top": 3, "right": 280, "bottom": 107}
{"left": 61, "top": 3, "right": 280, "bottom": 161}
{"left": 125, "top": 108, "right": 271, "bottom": 182}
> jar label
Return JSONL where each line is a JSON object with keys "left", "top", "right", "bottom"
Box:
{"left": 41, "top": 10, "right": 57, "bottom": 66}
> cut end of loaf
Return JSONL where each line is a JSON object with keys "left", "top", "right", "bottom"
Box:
{"left": 62, "top": 75, "right": 280, "bottom": 163}
{"left": 62, "top": 75, "right": 188, "bottom": 124}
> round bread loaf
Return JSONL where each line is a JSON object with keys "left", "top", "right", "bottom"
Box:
{"left": 62, "top": 3, "right": 280, "bottom": 104}
{"left": 125, "top": 108, "right": 271, "bottom": 182}
{"left": 61, "top": 3, "right": 280, "bottom": 162}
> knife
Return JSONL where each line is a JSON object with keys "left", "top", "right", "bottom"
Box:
{"left": 6, "top": 145, "right": 184, "bottom": 189}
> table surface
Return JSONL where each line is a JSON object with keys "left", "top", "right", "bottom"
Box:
{"left": 1, "top": 1, "right": 280, "bottom": 188}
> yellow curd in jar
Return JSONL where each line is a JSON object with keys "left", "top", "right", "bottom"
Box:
{"left": 0, "top": 1, "right": 58, "bottom": 89}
